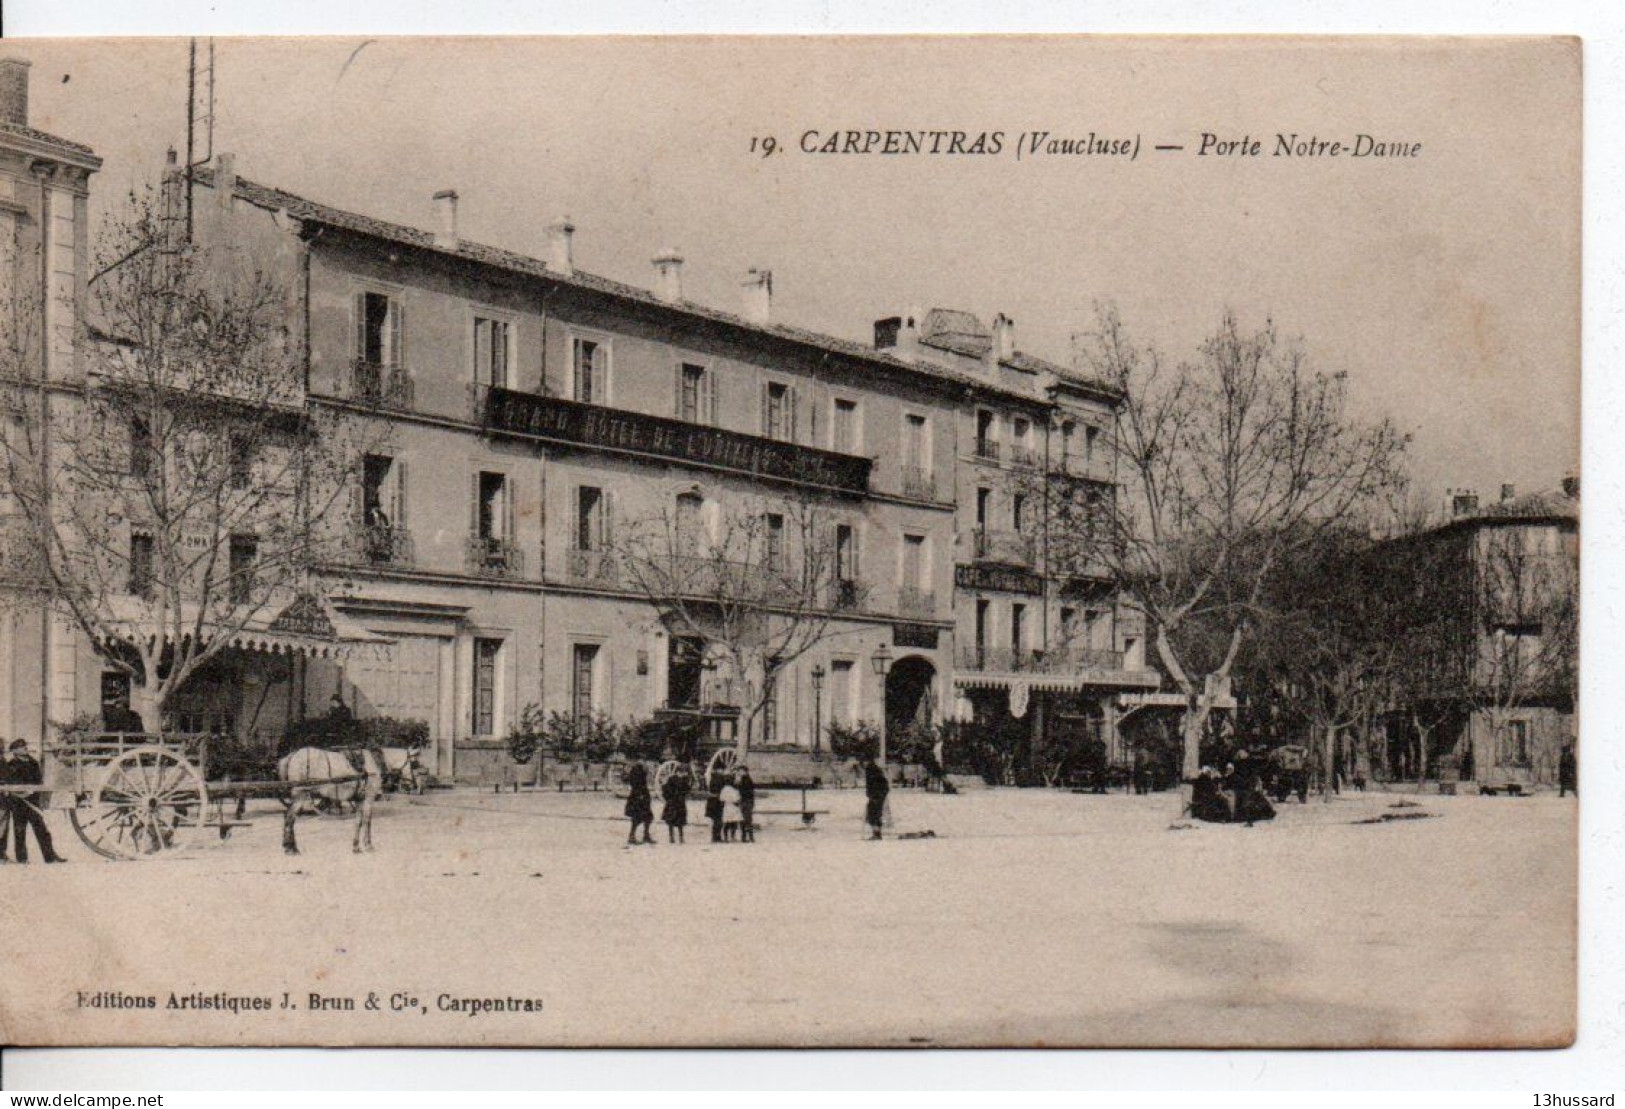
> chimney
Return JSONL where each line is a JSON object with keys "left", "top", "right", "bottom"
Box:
{"left": 1500, "top": 483, "right": 1516, "bottom": 504}
{"left": 211, "top": 152, "right": 236, "bottom": 210}
{"left": 1451, "top": 490, "right": 1479, "bottom": 518}
{"left": 874, "top": 308, "right": 923, "bottom": 358}
{"left": 992, "top": 313, "right": 1016, "bottom": 362}
{"left": 741, "top": 268, "right": 773, "bottom": 325}
{"left": 0, "top": 58, "right": 30, "bottom": 128}
{"left": 546, "top": 217, "right": 576, "bottom": 275}
{"left": 651, "top": 250, "right": 685, "bottom": 303}
{"left": 433, "top": 189, "right": 460, "bottom": 249}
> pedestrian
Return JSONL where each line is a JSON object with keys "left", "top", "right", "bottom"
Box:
{"left": 735, "top": 765, "right": 756, "bottom": 843}
{"left": 862, "top": 756, "right": 889, "bottom": 841}
{"left": 661, "top": 766, "right": 691, "bottom": 844}
{"left": 3, "top": 740, "right": 64, "bottom": 864}
{"left": 718, "top": 775, "right": 743, "bottom": 842}
{"left": 0, "top": 741, "right": 17, "bottom": 863}
{"left": 623, "top": 760, "right": 655, "bottom": 846}
{"left": 705, "top": 770, "right": 725, "bottom": 843}
{"left": 1558, "top": 743, "right": 1577, "bottom": 798}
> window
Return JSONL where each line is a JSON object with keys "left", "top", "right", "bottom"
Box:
{"left": 829, "top": 659, "right": 854, "bottom": 727}
{"left": 473, "top": 637, "right": 502, "bottom": 736}
{"left": 1011, "top": 603, "right": 1027, "bottom": 652}
{"left": 761, "top": 659, "right": 782, "bottom": 745}
{"left": 130, "top": 415, "right": 156, "bottom": 479}
{"left": 903, "top": 413, "right": 927, "bottom": 465}
{"left": 975, "top": 599, "right": 990, "bottom": 650}
{"left": 902, "top": 533, "right": 926, "bottom": 592}
{"left": 975, "top": 410, "right": 998, "bottom": 458}
{"left": 474, "top": 316, "right": 512, "bottom": 389}
{"left": 355, "top": 290, "right": 402, "bottom": 366}
{"left": 476, "top": 472, "right": 509, "bottom": 540}
{"left": 1013, "top": 493, "right": 1028, "bottom": 531}
{"left": 832, "top": 398, "right": 859, "bottom": 453}
{"left": 359, "top": 454, "right": 407, "bottom": 563}
{"left": 1013, "top": 416, "right": 1030, "bottom": 447}
{"left": 976, "top": 487, "right": 991, "bottom": 528}
{"left": 834, "top": 524, "right": 857, "bottom": 582}
{"left": 571, "top": 643, "right": 599, "bottom": 720}
{"left": 762, "top": 381, "right": 797, "bottom": 442}
{"left": 1501, "top": 720, "right": 1531, "bottom": 767}
{"left": 576, "top": 486, "right": 605, "bottom": 551}
{"left": 675, "top": 492, "right": 705, "bottom": 556}
{"left": 676, "top": 362, "right": 713, "bottom": 424}
{"left": 1061, "top": 421, "right": 1076, "bottom": 462}
{"left": 764, "top": 512, "right": 785, "bottom": 571}
{"left": 573, "top": 337, "right": 607, "bottom": 404}
{"left": 128, "top": 533, "right": 154, "bottom": 598}
{"left": 1060, "top": 606, "right": 1077, "bottom": 645}
{"left": 228, "top": 534, "right": 257, "bottom": 606}
{"left": 228, "top": 434, "right": 254, "bottom": 489}
{"left": 667, "top": 637, "right": 705, "bottom": 709}
{"left": 1084, "top": 425, "right": 1100, "bottom": 461}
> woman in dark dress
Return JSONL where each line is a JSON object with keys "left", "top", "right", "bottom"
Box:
{"left": 705, "top": 770, "right": 726, "bottom": 843}
{"left": 1190, "top": 766, "right": 1233, "bottom": 823}
{"left": 862, "top": 757, "right": 889, "bottom": 841}
{"left": 661, "top": 767, "right": 691, "bottom": 843}
{"left": 624, "top": 761, "right": 655, "bottom": 846}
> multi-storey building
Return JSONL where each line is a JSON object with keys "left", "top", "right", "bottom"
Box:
{"left": 0, "top": 58, "right": 103, "bottom": 752}
{"left": 3, "top": 53, "right": 1162, "bottom": 780}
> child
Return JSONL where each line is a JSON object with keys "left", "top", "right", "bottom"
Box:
{"left": 718, "top": 776, "right": 743, "bottom": 843}
{"left": 735, "top": 766, "right": 756, "bottom": 843}
{"left": 661, "top": 768, "right": 691, "bottom": 844}
{"left": 624, "top": 761, "right": 655, "bottom": 846}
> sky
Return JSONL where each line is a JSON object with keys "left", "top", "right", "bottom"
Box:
{"left": 9, "top": 36, "right": 1581, "bottom": 500}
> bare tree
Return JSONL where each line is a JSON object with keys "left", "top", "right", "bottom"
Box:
{"left": 0, "top": 189, "right": 363, "bottom": 731}
{"left": 1070, "top": 305, "right": 1408, "bottom": 811}
{"left": 613, "top": 491, "right": 863, "bottom": 753}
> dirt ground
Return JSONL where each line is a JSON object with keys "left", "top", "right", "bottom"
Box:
{"left": 0, "top": 784, "right": 1576, "bottom": 1047}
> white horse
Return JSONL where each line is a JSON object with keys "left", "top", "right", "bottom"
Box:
{"left": 376, "top": 746, "right": 428, "bottom": 794}
{"left": 277, "top": 746, "right": 383, "bottom": 855}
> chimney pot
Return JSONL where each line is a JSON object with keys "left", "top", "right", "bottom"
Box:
{"left": 0, "top": 58, "right": 30, "bottom": 128}
{"left": 547, "top": 217, "right": 576, "bottom": 275}
{"left": 433, "top": 189, "right": 460, "bottom": 249}
{"left": 652, "top": 250, "right": 685, "bottom": 303}
{"left": 1500, "top": 483, "right": 1516, "bottom": 503}
{"left": 741, "top": 268, "right": 773, "bottom": 325}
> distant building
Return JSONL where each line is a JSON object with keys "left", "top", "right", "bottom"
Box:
{"left": 1376, "top": 480, "right": 1578, "bottom": 788}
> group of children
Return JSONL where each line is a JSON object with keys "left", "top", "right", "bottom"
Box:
{"left": 622, "top": 761, "right": 757, "bottom": 846}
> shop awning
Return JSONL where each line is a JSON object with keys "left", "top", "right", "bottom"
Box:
{"left": 100, "top": 593, "right": 395, "bottom": 661}
{"left": 954, "top": 670, "right": 1162, "bottom": 695}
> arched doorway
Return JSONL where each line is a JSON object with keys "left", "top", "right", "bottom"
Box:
{"left": 885, "top": 655, "right": 937, "bottom": 740}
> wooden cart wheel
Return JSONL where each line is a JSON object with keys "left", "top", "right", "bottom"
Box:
{"left": 653, "top": 759, "right": 683, "bottom": 795}
{"left": 69, "top": 747, "right": 207, "bottom": 860}
{"left": 706, "top": 747, "right": 739, "bottom": 781}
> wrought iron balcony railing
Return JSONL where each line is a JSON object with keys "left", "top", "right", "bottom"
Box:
{"left": 466, "top": 535, "right": 524, "bottom": 579}
{"left": 1007, "top": 443, "right": 1040, "bottom": 469}
{"left": 347, "top": 359, "right": 415, "bottom": 411}
{"left": 972, "top": 528, "right": 1037, "bottom": 567}
{"left": 349, "top": 523, "right": 414, "bottom": 568}
{"left": 956, "top": 645, "right": 1126, "bottom": 674}
{"left": 901, "top": 465, "right": 937, "bottom": 501}
{"left": 830, "top": 577, "right": 867, "bottom": 612}
{"left": 973, "top": 438, "right": 1000, "bottom": 462}
{"left": 565, "top": 547, "right": 620, "bottom": 587}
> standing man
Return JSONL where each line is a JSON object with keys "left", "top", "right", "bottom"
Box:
{"left": 1558, "top": 743, "right": 1577, "bottom": 798}
{"left": 5, "top": 740, "right": 65, "bottom": 864}
{"left": 862, "top": 755, "right": 889, "bottom": 841}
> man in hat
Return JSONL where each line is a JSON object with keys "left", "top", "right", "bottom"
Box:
{"left": 862, "top": 756, "right": 889, "bottom": 841}
{"left": 3, "top": 740, "right": 64, "bottom": 863}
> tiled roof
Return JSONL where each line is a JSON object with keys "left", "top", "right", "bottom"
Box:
{"left": 192, "top": 167, "right": 1120, "bottom": 406}
{"left": 0, "top": 121, "right": 98, "bottom": 159}
{"left": 1470, "top": 489, "right": 1579, "bottom": 523}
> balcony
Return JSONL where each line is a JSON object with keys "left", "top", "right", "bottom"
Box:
{"left": 830, "top": 577, "right": 868, "bottom": 612}
{"left": 974, "top": 438, "right": 1000, "bottom": 462}
{"left": 348, "top": 523, "right": 414, "bottom": 568}
{"left": 1008, "top": 443, "right": 1040, "bottom": 469}
{"left": 466, "top": 535, "right": 524, "bottom": 579}
{"left": 897, "top": 586, "right": 937, "bottom": 619}
{"left": 957, "top": 645, "right": 1126, "bottom": 674}
{"left": 1051, "top": 453, "right": 1114, "bottom": 484}
{"left": 481, "top": 387, "right": 873, "bottom": 495}
{"left": 346, "top": 359, "right": 414, "bottom": 411}
{"left": 901, "top": 465, "right": 937, "bottom": 502}
{"left": 973, "top": 528, "right": 1037, "bottom": 567}
{"left": 565, "top": 547, "right": 620, "bottom": 587}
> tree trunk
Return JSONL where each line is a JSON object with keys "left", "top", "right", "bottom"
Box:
{"left": 1322, "top": 725, "right": 1337, "bottom": 803}
{"left": 131, "top": 682, "right": 163, "bottom": 734}
{"left": 1178, "top": 697, "right": 1204, "bottom": 814}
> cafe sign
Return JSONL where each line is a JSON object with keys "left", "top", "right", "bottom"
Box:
{"left": 267, "top": 593, "right": 337, "bottom": 639}
{"left": 955, "top": 562, "right": 1043, "bottom": 595}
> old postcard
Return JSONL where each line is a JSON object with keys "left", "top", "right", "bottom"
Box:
{"left": 0, "top": 36, "right": 1579, "bottom": 1047}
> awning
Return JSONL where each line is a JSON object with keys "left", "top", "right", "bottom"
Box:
{"left": 100, "top": 593, "right": 395, "bottom": 661}
{"left": 955, "top": 671, "right": 1162, "bottom": 696}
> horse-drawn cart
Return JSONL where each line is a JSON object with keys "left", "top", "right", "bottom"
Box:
{"left": 3, "top": 732, "right": 365, "bottom": 861}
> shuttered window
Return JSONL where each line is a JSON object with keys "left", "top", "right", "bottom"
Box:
{"left": 572, "top": 643, "right": 599, "bottom": 720}
{"left": 473, "top": 638, "right": 501, "bottom": 736}
{"left": 573, "top": 337, "right": 606, "bottom": 404}
{"left": 762, "top": 381, "right": 797, "bottom": 442}
{"left": 676, "top": 362, "right": 714, "bottom": 424}
{"left": 474, "top": 316, "right": 511, "bottom": 388}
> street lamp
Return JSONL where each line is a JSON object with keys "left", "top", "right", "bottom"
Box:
{"left": 810, "top": 663, "right": 826, "bottom": 756}
{"left": 871, "top": 646, "right": 893, "bottom": 763}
